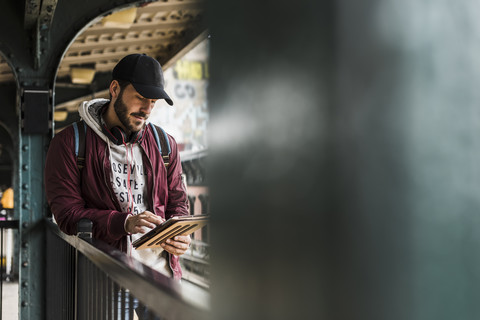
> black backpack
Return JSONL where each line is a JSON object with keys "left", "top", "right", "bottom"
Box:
{"left": 72, "top": 121, "right": 171, "bottom": 170}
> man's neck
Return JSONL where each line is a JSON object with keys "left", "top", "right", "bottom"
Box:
{"left": 103, "top": 102, "right": 128, "bottom": 133}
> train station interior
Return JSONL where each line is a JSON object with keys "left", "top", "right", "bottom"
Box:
{"left": 2, "top": 1, "right": 480, "bottom": 320}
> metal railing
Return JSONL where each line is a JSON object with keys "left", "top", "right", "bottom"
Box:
{"left": 0, "top": 219, "right": 18, "bottom": 320}
{"left": 45, "top": 219, "right": 209, "bottom": 320}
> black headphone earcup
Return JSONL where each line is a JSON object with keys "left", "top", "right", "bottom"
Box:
{"left": 102, "top": 125, "right": 127, "bottom": 145}
{"left": 111, "top": 127, "right": 128, "bottom": 144}
{"left": 102, "top": 124, "right": 143, "bottom": 145}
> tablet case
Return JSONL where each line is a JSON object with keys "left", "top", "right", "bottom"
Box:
{"left": 133, "top": 215, "right": 209, "bottom": 250}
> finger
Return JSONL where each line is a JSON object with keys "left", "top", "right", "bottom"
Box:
{"left": 133, "top": 226, "right": 151, "bottom": 234}
{"left": 125, "top": 215, "right": 144, "bottom": 234}
{"left": 165, "top": 238, "right": 189, "bottom": 250}
{"left": 135, "top": 218, "right": 157, "bottom": 229}
{"left": 173, "top": 235, "right": 191, "bottom": 244}
{"left": 136, "top": 213, "right": 161, "bottom": 226}
{"left": 141, "top": 212, "right": 164, "bottom": 225}
{"left": 161, "top": 242, "right": 187, "bottom": 256}
{"left": 146, "top": 216, "right": 164, "bottom": 225}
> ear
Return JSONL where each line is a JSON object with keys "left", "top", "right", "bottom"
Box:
{"left": 109, "top": 80, "right": 120, "bottom": 99}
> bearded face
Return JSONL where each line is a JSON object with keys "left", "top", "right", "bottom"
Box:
{"left": 114, "top": 88, "right": 149, "bottom": 134}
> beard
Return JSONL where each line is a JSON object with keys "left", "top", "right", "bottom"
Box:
{"left": 114, "top": 90, "right": 149, "bottom": 134}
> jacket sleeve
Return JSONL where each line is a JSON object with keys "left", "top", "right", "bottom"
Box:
{"left": 44, "top": 127, "right": 129, "bottom": 241}
{"left": 165, "top": 134, "right": 189, "bottom": 219}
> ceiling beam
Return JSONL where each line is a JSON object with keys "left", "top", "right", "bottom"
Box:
{"left": 136, "top": 0, "right": 204, "bottom": 13}
{"left": 0, "top": 74, "right": 14, "bottom": 82}
{"left": 56, "top": 61, "right": 117, "bottom": 77}
{"left": 82, "top": 19, "right": 203, "bottom": 36}
{"left": 67, "top": 33, "right": 181, "bottom": 53}
{"left": 24, "top": 0, "right": 41, "bottom": 29}
{"left": 55, "top": 89, "right": 110, "bottom": 111}
{"left": 0, "top": 64, "right": 12, "bottom": 73}
{"left": 61, "top": 48, "right": 168, "bottom": 65}
{"left": 163, "top": 30, "right": 208, "bottom": 70}
{"left": 38, "top": 0, "right": 58, "bottom": 29}
{"left": 34, "top": 0, "right": 59, "bottom": 69}
{"left": 25, "top": 0, "right": 59, "bottom": 68}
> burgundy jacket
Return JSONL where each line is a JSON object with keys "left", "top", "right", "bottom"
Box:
{"left": 45, "top": 122, "right": 189, "bottom": 279}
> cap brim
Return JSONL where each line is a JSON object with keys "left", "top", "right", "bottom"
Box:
{"left": 132, "top": 83, "right": 174, "bottom": 106}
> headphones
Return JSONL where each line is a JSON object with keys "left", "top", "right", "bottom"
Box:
{"left": 102, "top": 83, "right": 145, "bottom": 145}
{"left": 102, "top": 125, "right": 144, "bottom": 145}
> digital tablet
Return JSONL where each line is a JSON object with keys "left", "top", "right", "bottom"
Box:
{"left": 133, "top": 215, "right": 209, "bottom": 250}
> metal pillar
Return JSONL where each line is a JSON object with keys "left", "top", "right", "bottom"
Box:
{"left": 17, "top": 86, "right": 51, "bottom": 319}
{"left": 208, "top": 0, "right": 480, "bottom": 319}
{"left": 17, "top": 141, "right": 46, "bottom": 316}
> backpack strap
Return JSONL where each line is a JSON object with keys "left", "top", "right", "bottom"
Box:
{"left": 73, "top": 120, "right": 87, "bottom": 170}
{"left": 73, "top": 120, "right": 170, "bottom": 171}
{"left": 148, "top": 122, "right": 171, "bottom": 167}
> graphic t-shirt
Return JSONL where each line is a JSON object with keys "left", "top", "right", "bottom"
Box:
{"left": 109, "top": 143, "right": 148, "bottom": 215}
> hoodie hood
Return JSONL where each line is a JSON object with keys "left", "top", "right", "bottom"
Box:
{"left": 78, "top": 98, "right": 110, "bottom": 144}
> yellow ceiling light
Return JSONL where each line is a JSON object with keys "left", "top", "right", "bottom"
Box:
{"left": 101, "top": 7, "right": 137, "bottom": 29}
{"left": 70, "top": 67, "right": 96, "bottom": 84}
{"left": 53, "top": 111, "right": 68, "bottom": 122}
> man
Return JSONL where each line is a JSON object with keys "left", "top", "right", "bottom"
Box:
{"left": 45, "top": 54, "right": 190, "bottom": 280}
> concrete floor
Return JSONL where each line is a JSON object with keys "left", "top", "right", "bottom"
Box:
{"left": 1, "top": 281, "right": 18, "bottom": 320}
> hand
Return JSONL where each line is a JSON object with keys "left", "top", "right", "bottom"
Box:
{"left": 161, "top": 235, "right": 191, "bottom": 256}
{"left": 125, "top": 211, "right": 164, "bottom": 234}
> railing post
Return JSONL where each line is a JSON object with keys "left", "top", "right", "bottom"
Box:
{"left": 45, "top": 218, "right": 75, "bottom": 320}
{"left": 77, "top": 218, "right": 93, "bottom": 241}
{"left": 75, "top": 219, "right": 92, "bottom": 320}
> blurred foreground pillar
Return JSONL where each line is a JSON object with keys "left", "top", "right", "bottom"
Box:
{"left": 208, "top": 1, "right": 480, "bottom": 319}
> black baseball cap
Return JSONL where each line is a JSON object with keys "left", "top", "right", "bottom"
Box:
{"left": 112, "top": 54, "right": 173, "bottom": 105}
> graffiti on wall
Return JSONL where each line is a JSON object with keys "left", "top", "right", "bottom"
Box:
{"left": 150, "top": 40, "right": 209, "bottom": 152}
